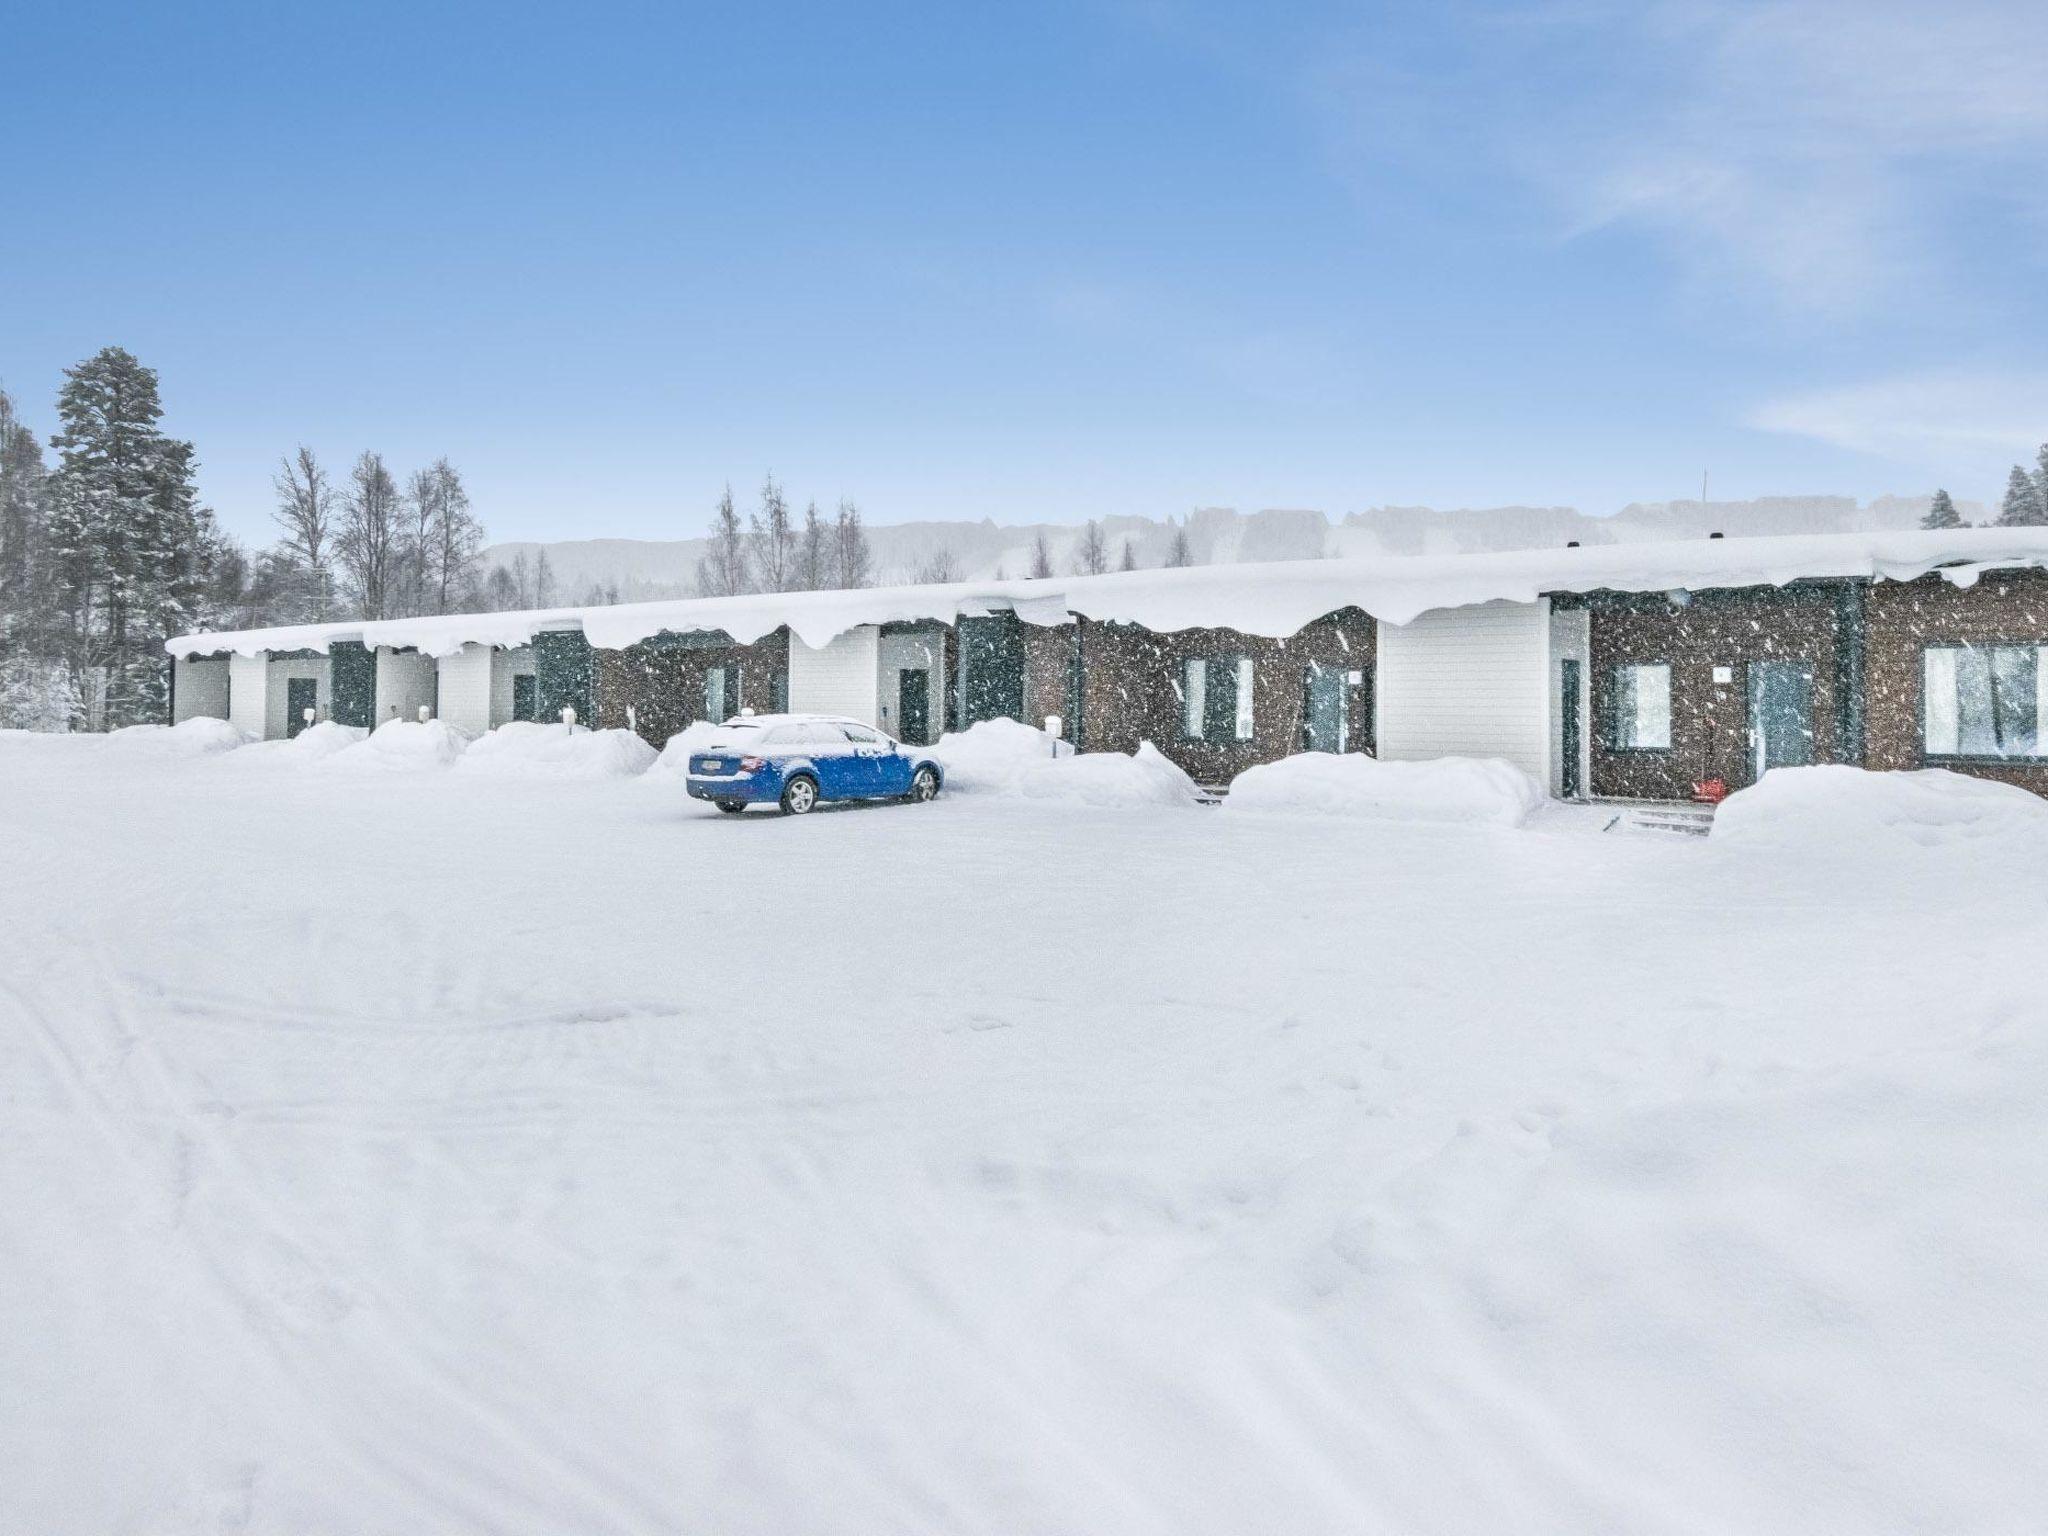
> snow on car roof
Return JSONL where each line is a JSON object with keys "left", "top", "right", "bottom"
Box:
{"left": 168, "top": 526, "right": 2048, "bottom": 659}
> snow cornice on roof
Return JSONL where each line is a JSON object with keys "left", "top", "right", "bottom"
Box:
{"left": 166, "top": 527, "right": 2048, "bottom": 660}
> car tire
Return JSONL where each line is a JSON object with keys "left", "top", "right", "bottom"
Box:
{"left": 715, "top": 801, "right": 746, "bottom": 814}
{"left": 906, "top": 766, "right": 940, "bottom": 803}
{"left": 779, "top": 776, "right": 819, "bottom": 816}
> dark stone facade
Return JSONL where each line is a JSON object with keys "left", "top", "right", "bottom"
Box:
{"left": 594, "top": 629, "right": 790, "bottom": 747}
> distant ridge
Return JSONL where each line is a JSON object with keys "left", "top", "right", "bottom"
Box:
{"left": 485, "top": 494, "right": 1982, "bottom": 602}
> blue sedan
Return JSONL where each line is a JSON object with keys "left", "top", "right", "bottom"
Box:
{"left": 685, "top": 713, "right": 946, "bottom": 815}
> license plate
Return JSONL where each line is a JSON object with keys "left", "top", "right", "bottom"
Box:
{"left": 701, "top": 759, "right": 723, "bottom": 771}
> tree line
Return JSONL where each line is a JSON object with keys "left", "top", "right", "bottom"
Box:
{"left": 0, "top": 346, "right": 490, "bottom": 729}
{"left": 1921, "top": 445, "right": 2048, "bottom": 529}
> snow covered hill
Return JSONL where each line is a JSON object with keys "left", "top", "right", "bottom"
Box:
{"left": 2, "top": 735, "right": 2043, "bottom": 1534}
{"left": 486, "top": 494, "right": 1975, "bottom": 599}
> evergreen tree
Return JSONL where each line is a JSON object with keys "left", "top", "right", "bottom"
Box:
{"left": 832, "top": 498, "right": 873, "bottom": 589}
{"left": 272, "top": 446, "right": 337, "bottom": 620}
{"left": 748, "top": 474, "right": 796, "bottom": 592}
{"left": 1921, "top": 488, "right": 1963, "bottom": 530}
{"left": 1119, "top": 538, "right": 1138, "bottom": 572}
{"left": 1165, "top": 524, "right": 1194, "bottom": 567}
{"left": 697, "top": 485, "right": 751, "bottom": 596}
{"left": 0, "top": 387, "right": 48, "bottom": 651}
{"left": 337, "top": 451, "right": 402, "bottom": 618}
{"left": 1073, "top": 519, "right": 1109, "bottom": 575}
{"left": 2035, "top": 443, "right": 2048, "bottom": 517}
{"left": 1029, "top": 532, "right": 1054, "bottom": 579}
{"left": 795, "top": 500, "right": 830, "bottom": 590}
{"left": 44, "top": 347, "right": 214, "bottom": 726}
{"left": 1995, "top": 464, "right": 2047, "bottom": 526}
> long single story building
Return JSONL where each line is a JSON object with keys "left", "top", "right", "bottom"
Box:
{"left": 167, "top": 528, "right": 2048, "bottom": 802}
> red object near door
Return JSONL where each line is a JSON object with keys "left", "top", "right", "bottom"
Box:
{"left": 1691, "top": 776, "right": 1729, "bottom": 805}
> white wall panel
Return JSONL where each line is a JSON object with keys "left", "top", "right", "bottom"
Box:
{"left": 1374, "top": 600, "right": 1550, "bottom": 783}
{"left": 263, "top": 656, "right": 332, "bottom": 739}
{"left": 788, "top": 627, "right": 881, "bottom": 725}
{"left": 228, "top": 654, "right": 269, "bottom": 738}
{"left": 173, "top": 657, "right": 230, "bottom": 723}
{"left": 436, "top": 645, "right": 494, "bottom": 735}
{"left": 374, "top": 648, "right": 438, "bottom": 726}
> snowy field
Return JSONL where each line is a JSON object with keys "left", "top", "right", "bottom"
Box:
{"left": 3, "top": 730, "right": 2045, "bottom": 1535}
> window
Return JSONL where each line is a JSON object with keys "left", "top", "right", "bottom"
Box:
{"left": 703, "top": 665, "right": 733, "bottom": 722}
{"left": 1609, "top": 663, "right": 1671, "bottom": 750}
{"left": 1924, "top": 644, "right": 2048, "bottom": 758}
{"left": 1181, "top": 656, "right": 1254, "bottom": 743}
{"left": 841, "top": 724, "right": 882, "bottom": 746}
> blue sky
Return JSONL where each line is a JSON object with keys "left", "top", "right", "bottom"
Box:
{"left": 5, "top": 0, "right": 2047, "bottom": 544}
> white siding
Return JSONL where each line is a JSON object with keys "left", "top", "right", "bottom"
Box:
{"left": 263, "top": 656, "right": 332, "bottom": 739}
{"left": 876, "top": 627, "right": 944, "bottom": 743}
{"left": 1548, "top": 605, "right": 1591, "bottom": 797}
{"left": 437, "top": 644, "right": 494, "bottom": 735}
{"left": 228, "top": 654, "right": 269, "bottom": 738}
{"left": 1374, "top": 600, "right": 1550, "bottom": 782}
{"left": 173, "top": 657, "right": 230, "bottom": 723}
{"left": 789, "top": 627, "right": 881, "bottom": 725}
{"left": 490, "top": 646, "right": 537, "bottom": 726}
{"left": 374, "top": 648, "right": 438, "bottom": 725}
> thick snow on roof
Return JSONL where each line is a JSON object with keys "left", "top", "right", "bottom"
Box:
{"left": 167, "top": 526, "right": 2048, "bottom": 659}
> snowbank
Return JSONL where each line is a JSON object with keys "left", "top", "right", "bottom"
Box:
{"left": 323, "top": 718, "right": 472, "bottom": 771}
{"left": 1712, "top": 765, "right": 2048, "bottom": 854}
{"left": 1224, "top": 751, "right": 1546, "bottom": 827}
{"left": 457, "top": 721, "right": 656, "bottom": 781}
{"left": 1015, "top": 741, "right": 1200, "bottom": 808}
{"left": 105, "top": 717, "right": 251, "bottom": 755}
{"left": 646, "top": 722, "right": 728, "bottom": 780}
{"left": 925, "top": 719, "right": 1074, "bottom": 794}
{"left": 231, "top": 722, "right": 368, "bottom": 764}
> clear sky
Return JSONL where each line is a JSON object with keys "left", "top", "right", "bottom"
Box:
{"left": 5, "top": 0, "right": 2047, "bottom": 545}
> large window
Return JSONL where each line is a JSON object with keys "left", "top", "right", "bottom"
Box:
{"left": 1924, "top": 644, "right": 2048, "bottom": 759}
{"left": 1608, "top": 663, "right": 1671, "bottom": 750}
{"left": 1181, "top": 656, "right": 1255, "bottom": 743}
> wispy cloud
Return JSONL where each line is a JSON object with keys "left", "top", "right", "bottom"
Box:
{"left": 1748, "top": 369, "right": 2048, "bottom": 471}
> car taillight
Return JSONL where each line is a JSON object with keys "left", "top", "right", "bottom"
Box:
{"left": 740, "top": 756, "right": 766, "bottom": 772}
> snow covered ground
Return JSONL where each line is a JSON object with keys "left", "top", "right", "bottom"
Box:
{"left": 2, "top": 731, "right": 2044, "bottom": 1535}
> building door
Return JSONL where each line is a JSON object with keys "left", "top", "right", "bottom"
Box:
{"left": 1560, "top": 659, "right": 1583, "bottom": 798}
{"left": 285, "top": 676, "right": 317, "bottom": 737}
{"left": 1748, "top": 662, "right": 1815, "bottom": 778}
{"left": 1303, "top": 664, "right": 1348, "bottom": 753}
{"left": 511, "top": 673, "right": 536, "bottom": 722}
{"left": 898, "top": 669, "right": 930, "bottom": 745}
{"left": 959, "top": 613, "right": 1024, "bottom": 726}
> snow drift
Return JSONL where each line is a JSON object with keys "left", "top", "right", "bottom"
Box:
{"left": 1223, "top": 751, "right": 1546, "bottom": 827}
{"left": 229, "top": 722, "right": 368, "bottom": 764}
{"left": 1713, "top": 764, "right": 2048, "bottom": 854}
{"left": 645, "top": 721, "right": 728, "bottom": 780}
{"left": 105, "top": 717, "right": 251, "bottom": 756}
{"left": 457, "top": 721, "right": 656, "bottom": 781}
{"left": 323, "top": 718, "right": 472, "bottom": 771}
{"left": 926, "top": 719, "right": 1074, "bottom": 794}
{"left": 1016, "top": 741, "right": 1200, "bottom": 808}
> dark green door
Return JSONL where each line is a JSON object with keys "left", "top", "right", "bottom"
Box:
{"left": 329, "top": 641, "right": 375, "bottom": 728}
{"left": 1303, "top": 665, "right": 1347, "bottom": 753}
{"left": 898, "top": 669, "right": 930, "bottom": 744}
{"left": 285, "top": 676, "right": 317, "bottom": 737}
{"left": 511, "top": 673, "right": 537, "bottom": 722}
{"left": 1560, "top": 659, "right": 1582, "bottom": 798}
{"left": 958, "top": 613, "right": 1023, "bottom": 726}
{"left": 1749, "top": 662, "right": 1814, "bottom": 778}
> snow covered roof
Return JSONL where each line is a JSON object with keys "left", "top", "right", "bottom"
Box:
{"left": 167, "top": 527, "right": 2048, "bottom": 659}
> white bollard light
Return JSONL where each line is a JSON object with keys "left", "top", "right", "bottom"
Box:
{"left": 302, "top": 706, "right": 316, "bottom": 726}
{"left": 1044, "top": 714, "right": 1063, "bottom": 755}
{"left": 417, "top": 705, "right": 431, "bottom": 723}
{"left": 561, "top": 705, "right": 577, "bottom": 727}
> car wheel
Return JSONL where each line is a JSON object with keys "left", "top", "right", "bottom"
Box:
{"left": 715, "top": 801, "right": 746, "bottom": 814}
{"left": 907, "top": 766, "right": 939, "bottom": 803}
{"left": 779, "top": 776, "right": 819, "bottom": 816}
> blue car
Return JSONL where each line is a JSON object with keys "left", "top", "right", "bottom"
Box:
{"left": 685, "top": 713, "right": 946, "bottom": 815}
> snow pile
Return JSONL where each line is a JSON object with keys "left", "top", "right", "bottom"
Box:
{"left": 104, "top": 717, "right": 251, "bottom": 755}
{"left": 646, "top": 721, "right": 729, "bottom": 780}
{"left": 458, "top": 721, "right": 656, "bottom": 781}
{"left": 230, "top": 722, "right": 370, "bottom": 764}
{"left": 1713, "top": 764, "right": 2048, "bottom": 855}
{"left": 1015, "top": 741, "right": 1200, "bottom": 808}
{"left": 1224, "top": 751, "right": 1546, "bottom": 827}
{"left": 925, "top": 718, "right": 1074, "bottom": 793}
{"left": 324, "top": 717, "right": 472, "bottom": 771}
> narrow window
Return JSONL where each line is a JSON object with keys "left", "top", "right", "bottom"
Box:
{"left": 1182, "top": 659, "right": 1207, "bottom": 738}
{"left": 1610, "top": 663, "right": 1671, "bottom": 750}
{"left": 704, "top": 666, "right": 728, "bottom": 722}
{"left": 1234, "top": 657, "right": 1255, "bottom": 740}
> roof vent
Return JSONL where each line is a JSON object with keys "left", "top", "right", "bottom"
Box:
{"left": 1709, "top": 530, "right": 1724, "bottom": 539}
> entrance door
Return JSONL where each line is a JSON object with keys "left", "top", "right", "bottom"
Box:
{"left": 1560, "top": 659, "right": 1583, "bottom": 798}
{"left": 1748, "top": 662, "right": 1814, "bottom": 778}
{"left": 898, "top": 669, "right": 931, "bottom": 745}
{"left": 1303, "top": 665, "right": 1348, "bottom": 753}
{"left": 285, "top": 676, "right": 318, "bottom": 737}
{"left": 511, "top": 673, "right": 537, "bottom": 722}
